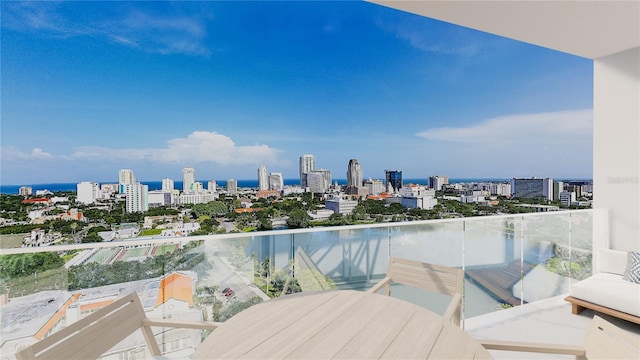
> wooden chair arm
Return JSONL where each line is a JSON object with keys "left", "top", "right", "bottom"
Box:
{"left": 442, "top": 293, "right": 462, "bottom": 326}
{"left": 144, "top": 318, "right": 222, "bottom": 331}
{"left": 367, "top": 277, "right": 391, "bottom": 294}
{"left": 479, "top": 339, "right": 586, "bottom": 357}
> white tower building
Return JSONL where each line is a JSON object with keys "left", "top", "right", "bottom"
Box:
{"left": 258, "top": 165, "right": 269, "bottom": 191}
{"left": 428, "top": 175, "right": 449, "bottom": 191}
{"left": 269, "top": 172, "right": 284, "bottom": 191}
{"left": 227, "top": 179, "right": 238, "bottom": 194}
{"left": 299, "top": 154, "right": 316, "bottom": 187}
{"left": 77, "top": 182, "right": 100, "bottom": 205}
{"left": 162, "top": 178, "right": 174, "bottom": 191}
{"left": 347, "top": 159, "right": 363, "bottom": 187}
{"left": 118, "top": 169, "right": 136, "bottom": 193}
{"left": 207, "top": 180, "right": 217, "bottom": 192}
{"left": 125, "top": 183, "right": 149, "bottom": 213}
{"left": 183, "top": 167, "right": 195, "bottom": 192}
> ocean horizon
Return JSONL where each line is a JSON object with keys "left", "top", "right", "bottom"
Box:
{"left": 0, "top": 178, "right": 525, "bottom": 195}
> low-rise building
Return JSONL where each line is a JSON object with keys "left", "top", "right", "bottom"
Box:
{"left": 160, "top": 223, "right": 201, "bottom": 237}
{"left": 325, "top": 196, "right": 358, "bottom": 215}
{"left": 177, "top": 191, "right": 218, "bottom": 205}
{"left": 559, "top": 191, "right": 577, "bottom": 206}
{"left": 399, "top": 185, "right": 438, "bottom": 210}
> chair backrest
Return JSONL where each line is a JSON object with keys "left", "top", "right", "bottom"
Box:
{"left": 16, "top": 292, "right": 161, "bottom": 360}
{"left": 387, "top": 257, "right": 463, "bottom": 297}
{"left": 583, "top": 315, "right": 640, "bottom": 359}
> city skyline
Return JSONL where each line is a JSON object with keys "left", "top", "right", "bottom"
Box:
{"left": 1, "top": 1, "right": 593, "bottom": 185}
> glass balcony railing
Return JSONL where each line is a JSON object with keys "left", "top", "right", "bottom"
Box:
{"left": 0, "top": 209, "right": 593, "bottom": 359}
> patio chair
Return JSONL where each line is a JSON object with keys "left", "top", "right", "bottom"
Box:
{"left": 478, "top": 315, "right": 640, "bottom": 359}
{"left": 368, "top": 256, "right": 464, "bottom": 326}
{"left": 15, "top": 292, "right": 222, "bottom": 360}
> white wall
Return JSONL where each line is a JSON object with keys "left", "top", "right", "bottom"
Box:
{"left": 593, "top": 47, "right": 640, "bottom": 251}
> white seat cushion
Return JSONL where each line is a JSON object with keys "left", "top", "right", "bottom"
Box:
{"left": 570, "top": 273, "right": 640, "bottom": 317}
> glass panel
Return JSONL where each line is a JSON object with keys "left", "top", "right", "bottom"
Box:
{"left": 570, "top": 210, "right": 593, "bottom": 280}
{"left": 0, "top": 210, "right": 594, "bottom": 359}
{"left": 389, "top": 221, "right": 464, "bottom": 267}
{"left": 464, "top": 216, "right": 522, "bottom": 317}
{"left": 1, "top": 239, "right": 219, "bottom": 358}
{"left": 288, "top": 226, "right": 390, "bottom": 292}
{"left": 520, "top": 212, "right": 573, "bottom": 304}
{"left": 384, "top": 221, "right": 465, "bottom": 314}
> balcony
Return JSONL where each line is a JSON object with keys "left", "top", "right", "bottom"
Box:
{"left": 3, "top": 210, "right": 637, "bottom": 359}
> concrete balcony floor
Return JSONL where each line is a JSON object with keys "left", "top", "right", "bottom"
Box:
{"left": 465, "top": 295, "right": 640, "bottom": 359}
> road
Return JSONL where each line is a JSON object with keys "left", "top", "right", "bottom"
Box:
{"left": 203, "top": 250, "right": 269, "bottom": 304}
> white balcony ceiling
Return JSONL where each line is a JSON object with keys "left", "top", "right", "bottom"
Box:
{"left": 371, "top": 0, "right": 640, "bottom": 59}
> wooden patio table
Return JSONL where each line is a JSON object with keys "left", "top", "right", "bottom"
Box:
{"left": 192, "top": 290, "right": 492, "bottom": 359}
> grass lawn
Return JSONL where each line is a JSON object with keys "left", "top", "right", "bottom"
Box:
{"left": 0, "top": 267, "right": 69, "bottom": 297}
{"left": 139, "top": 228, "right": 162, "bottom": 236}
{"left": 0, "top": 233, "right": 27, "bottom": 249}
{"left": 154, "top": 244, "right": 177, "bottom": 256}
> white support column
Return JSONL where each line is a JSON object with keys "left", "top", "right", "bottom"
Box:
{"left": 593, "top": 47, "right": 640, "bottom": 251}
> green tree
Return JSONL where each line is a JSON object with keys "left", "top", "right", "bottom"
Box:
{"left": 0, "top": 252, "right": 64, "bottom": 278}
{"left": 286, "top": 209, "right": 311, "bottom": 229}
{"left": 216, "top": 297, "right": 263, "bottom": 322}
{"left": 191, "top": 201, "right": 229, "bottom": 218}
{"left": 257, "top": 217, "right": 273, "bottom": 231}
{"left": 351, "top": 205, "right": 367, "bottom": 221}
{"left": 328, "top": 213, "right": 348, "bottom": 226}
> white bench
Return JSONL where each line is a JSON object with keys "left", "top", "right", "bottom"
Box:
{"left": 565, "top": 249, "right": 640, "bottom": 325}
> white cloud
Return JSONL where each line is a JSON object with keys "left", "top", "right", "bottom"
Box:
{"left": 1, "top": 2, "right": 211, "bottom": 56}
{"left": 104, "top": 9, "right": 211, "bottom": 56}
{"left": 30, "top": 148, "right": 53, "bottom": 159}
{"left": 374, "top": 16, "right": 481, "bottom": 56}
{"left": 0, "top": 146, "right": 52, "bottom": 160}
{"left": 416, "top": 109, "right": 592, "bottom": 144}
{"left": 71, "top": 131, "right": 281, "bottom": 165}
{"left": 3, "top": 131, "right": 281, "bottom": 170}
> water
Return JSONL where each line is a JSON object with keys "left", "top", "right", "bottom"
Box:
{"left": 0, "top": 178, "right": 511, "bottom": 195}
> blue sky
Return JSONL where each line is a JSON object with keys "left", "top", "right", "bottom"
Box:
{"left": 0, "top": 1, "right": 593, "bottom": 185}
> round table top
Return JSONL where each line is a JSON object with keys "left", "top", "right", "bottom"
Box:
{"left": 192, "top": 289, "right": 492, "bottom": 359}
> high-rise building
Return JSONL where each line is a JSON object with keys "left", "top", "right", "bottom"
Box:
{"left": 306, "top": 171, "right": 329, "bottom": 193}
{"left": 385, "top": 170, "right": 403, "bottom": 193}
{"left": 299, "top": 154, "right": 316, "bottom": 187}
{"left": 490, "top": 182, "right": 512, "bottom": 196}
{"left": 192, "top": 182, "right": 204, "bottom": 192}
{"left": 364, "top": 179, "right": 385, "bottom": 195}
{"left": 269, "top": 172, "right": 284, "bottom": 191}
{"left": 207, "top": 180, "right": 217, "bottom": 192}
{"left": 553, "top": 181, "right": 565, "bottom": 201}
{"left": 118, "top": 169, "right": 136, "bottom": 193}
{"left": 18, "top": 186, "right": 33, "bottom": 196}
{"left": 258, "top": 165, "right": 269, "bottom": 191}
{"left": 124, "top": 183, "right": 149, "bottom": 213}
{"left": 347, "top": 159, "right": 363, "bottom": 187}
{"left": 226, "top": 179, "right": 238, "bottom": 194}
{"left": 183, "top": 167, "right": 195, "bottom": 192}
{"left": 512, "top": 177, "right": 554, "bottom": 200}
{"left": 162, "top": 178, "right": 174, "bottom": 191}
{"left": 428, "top": 175, "right": 449, "bottom": 191}
{"left": 77, "top": 182, "right": 100, "bottom": 205}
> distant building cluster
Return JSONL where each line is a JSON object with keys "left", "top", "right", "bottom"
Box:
{"left": 74, "top": 168, "right": 223, "bottom": 213}
{"left": 65, "top": 154, "right": 593, "bottom": 217}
